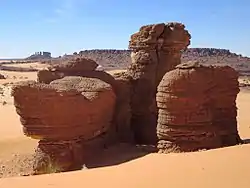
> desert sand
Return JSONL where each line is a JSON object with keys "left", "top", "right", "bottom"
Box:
{"left": 0, "top": 62, "right": 250, "bottom": 187}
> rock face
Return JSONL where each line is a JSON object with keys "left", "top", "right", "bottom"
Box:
{"left": 0, "top": 73, "right": 5, "bottom": 79}
{"left": 128, "top": 22, "right": 191, "bottom": 144}
{"left": 156, "top": 61, "right": 242, "bottom": 153}
{"left": 48, "top": 57, "right": 98, "bottom": 72}
{"left": 12, "top": 76, "right": 116, "bottom": 173}
{"left": 112, "top": 72, "right": 134, "bottom": 143}
{"left": 37, "top": 57, "right": 134, "bottom": 143}
{"left": 37, "top": 57, "right": 98, "bottom": 84}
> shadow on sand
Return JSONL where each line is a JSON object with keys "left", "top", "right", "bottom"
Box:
{"left": 84, "top": 138, "right": 250, "bottom": 169}
{"left": 85, "top": 143, "right": 157, "bottom": 169}
{"left": 243, "top": 139, "right": 250, "bottom": 144}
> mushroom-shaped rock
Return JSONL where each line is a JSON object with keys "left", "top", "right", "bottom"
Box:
{"left": 12, "top": 76, "right": 116, "bottom": 140}
{"left": 156, "top": 61, "right": 241, "bottom": 153}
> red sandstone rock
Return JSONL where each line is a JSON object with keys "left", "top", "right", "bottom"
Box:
{"left": 37, "top": 70, "right": 63, "bottom": 84}
{"left": 0, "top": 73, "right": 5, "bottom": 79}
{"left": 156, "top": 61, "right": 242, "bottom": 153}
{"left": 128, "top": 22, "right": 191, "bottom": 144}
{"left": 12, "top": 77, "right": 116, "bottom": 140}
{"left": 37, "top": 58, "right": 134, "bottom": 143}
{"left": 33, "top": 139, "right": 83, "bottom": 174}
{"left": 48, "top": 57, "right": 98, "bottom": 72}
{"left": 37, "top": 57, "right": 98, "bottom": 84}
{"left": 112, "top": 72, "right": 134, "bottom": 143}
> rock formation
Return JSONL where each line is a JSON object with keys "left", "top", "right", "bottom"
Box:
{"left": 156, "top": 61, "right": 242, "bottom": 153}
{"left": 112, "top": 72, "right": 134, "bottom": 143}
{"left": 128, "top": 22, "right": 191, "bottom": 144}
{"left": 27, "top": 51, "right": 52, "bottom": 60}
{"left": 37, "top": 57, "right": 98, "bottom": 84}
{"left": 12, "top": 56, "right": 136, "bottom": 174}
{"left": 0, "top": 73, "right": 5, "bottom": 79}
{"left": 12, "top": 76, "right": 116, "bottom": 173}
{"left": 11, "top": 22, "right": 244, "bottom": 175}
{"left": 37, "top": 57, "right": 134, "bottom": 143}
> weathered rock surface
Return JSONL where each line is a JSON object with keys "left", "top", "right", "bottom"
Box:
{"left": 33, "top": 139, "right": 83, "bottom": 174}
{"left": 128, "top": 22, "right": 191, "bottom": 144}
{"left": 112, "top": 72, "right": 134, "bottom": 143}
{"left": 12, "top": 76, "right": 116, "bottom": 173}
{"left": 48, "top": 57, "right": 98, "bottom": 72}
{"left": 12, "top": 76, "right": 116, "bottom": 140}
{"left": 38, "top": 57, "right": 134, "bottom": 143}
{"left": 37, "top": 57, "right": 98, "bottom": 84}
{"left": 156, "top": 61, "right": 242, "bottom": 153}
{"left": 0, "top": 73, "right": 5, "bottom": 79}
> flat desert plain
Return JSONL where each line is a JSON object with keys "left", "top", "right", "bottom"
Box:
{"left": 0, "top": 62, "right": 250, "bottom": 188}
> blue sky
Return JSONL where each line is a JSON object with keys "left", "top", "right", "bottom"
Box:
{"left": 0, "top": 0, "right": 249, "bottom": 58}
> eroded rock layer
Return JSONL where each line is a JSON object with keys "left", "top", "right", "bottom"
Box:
{"left": 37, "top": 57, "right": 98, "bottom": 84}
{"left": 12, "top": 77, "right": 116, "bottom": 140}
{"left": 0, "top": 73, "right": 5, "bottom": 79}
{"left": 156, "top": 61, "right": 242, "bottom": 153}
{"left": 12, "top": 76, "right": 116, "bottom": 173}
{"left": 37, "top": 58, "right": 133, "bottom": 143}
{"left": 128, "top": 22, "right": 191, "bottom": 144}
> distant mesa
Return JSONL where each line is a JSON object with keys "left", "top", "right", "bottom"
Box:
{"left": 72, "top": 48, "right": 250, "bottom": 74}
{"left": 26, "top": 51, "right": 52, "bottom": 60}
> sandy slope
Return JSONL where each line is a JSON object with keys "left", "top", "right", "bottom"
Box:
{"left": 0, "top": 145, "right": 250, "bottom": 188}
{"left": 0, "top": 65, "right": 250, "bottom": 187}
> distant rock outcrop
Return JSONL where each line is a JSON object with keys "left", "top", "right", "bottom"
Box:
{"left": 156, "top": 61, "right": 242, "bottom": 153}
{"left": 73, "top": 48, "right": 250, "bottom": 75}
{"left": 26, "top": 52, "right": 52, "bottom": 60}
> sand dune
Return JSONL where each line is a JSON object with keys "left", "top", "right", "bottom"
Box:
{"left": 0, "top": 144, "right": 250, "bottom": 188}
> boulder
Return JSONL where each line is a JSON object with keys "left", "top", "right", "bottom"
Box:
{"left": 37, "top": 57, "right": 98, "bottom": 84}
{"left": 48, "top": 57, "right": 98, "bottom": 72}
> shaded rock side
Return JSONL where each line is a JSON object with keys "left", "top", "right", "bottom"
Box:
{"left": 33, "top": 139, "right": 83, "bottom": 174}
{"left": 11, "top": 76, "right": 116, "bottom": 140}
{"left": 0, "top": 73, "right": 5, "bottom": 79}
{"left": 156, "top": 61, "right": 242, "bottom": 153}
{"left": 128, "top": 22, "right": 191, "bottom": 144}
{"left": 112, "top": 72, "right": 134, "bottom": 143}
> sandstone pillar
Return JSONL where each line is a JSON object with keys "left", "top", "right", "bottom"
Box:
{"left": 128, "top": 22, "right": 191, "bottom": 144}
{"left": 156, "top": 61, "right": 242, "bottom": 153}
